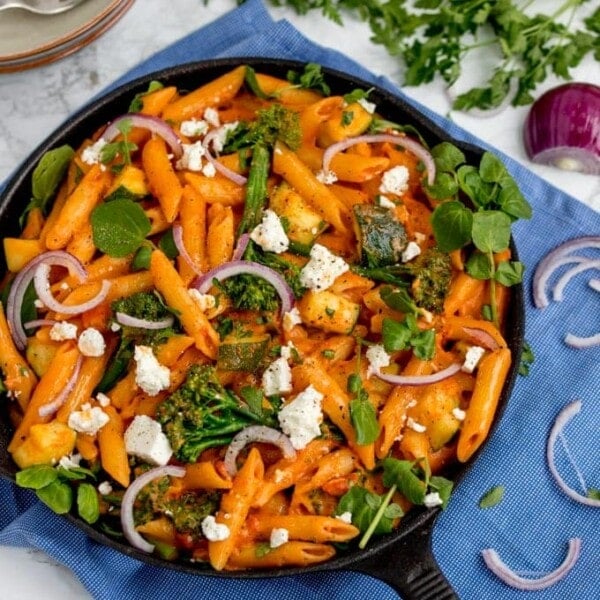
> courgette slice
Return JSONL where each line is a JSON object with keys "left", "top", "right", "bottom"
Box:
{"left": 217, "top": 333, "right": 271, "bottom": 372}
{"left": 297, "top": 290, "right": 360, "bottom": 334}
{"left": 269, "top": 182, "right": 327, "bottom": 247}
{"left": 353, "top": 204, "right": 407, "bottom": 268}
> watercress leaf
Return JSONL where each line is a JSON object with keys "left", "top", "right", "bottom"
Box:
{"left": 77, "top": 482, "right": 100, "bottom": 524}
{"left": 36, "top": 480, "right": 73, "bottom": 514}
{"left": 497, "top": 182, "right": 532, "bottom": 220}
{"left": 380, "top": 286, "right": 416, "bottom": 314}
{"left": 91, "top": 198, "right": 151, "bottom": 257}
{"left": 431, "top": 142, "right": 465, "bottom": 172}
{"left": 31, "top": 145, "right": 74, "bottom": 207}
{"left": 495, "top": 260, "right": 524, "bottom": 286}
{"left": 15, "top": 465, "right": 58, "bottom": 489}
{"left": 343, "top": 88, "right": 372, "bottom": 104}
{"left": 128, "top": 80, "right": 164, "bottom": 112}
{"left": 471, "top": 210, "right": 511, "bottom": 253}
{"left": 57, "top": 465, "right": 96, "bottom": 481}
{"left": 381, "top": 458, "right": 426, "bottom": 505}
{"left": 429, "top": 475, "right": 453, "bottom": 508}
{"left": 384, "top": 503, "right": 404, "bottom": 520}
{"left": 478, "top": 484, "right": 505, "bottom": 509}
{"left": 286, "top": 63, "right": 330, "bottom": 95}
{"left": 350, "top": 398, "right": 380, "bottom": 445}
{"left": 158, "top": 228, "right": 179, "bottom": 259}
{"left": 518, "top": 341, "right": 535, "bottom": 376}
{"left": 132, "top": 243, "right": 153, "bottom": 271}
{"left": 465, "top": 252, "right": 493, "bottom": 280}
{"left": 411, "top": 328, "right": 435, "bottom": 360}
{"left": 425, "top": 171, "right": 459, "bottom": 201}
{"left": 479, "top": 152, "right": 507, "bottom": 183}
{"left": 431, "top": 201, "right": 473, "bottom": 252}
{"left": 457, "top": 165, "right": 494, "bottom": 208}
{"left": 336, "top": 487, "right": 395, "bottom": 535}
{"left": 381, "top": 317, "right": 411, "bottom": 352}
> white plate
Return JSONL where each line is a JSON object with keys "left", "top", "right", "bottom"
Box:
{"left": 0, "top": 0, "right": 134, "bottom": 72}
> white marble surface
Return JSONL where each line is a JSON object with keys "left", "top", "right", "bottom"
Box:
{"left": 0, "top": 1, "right": 598, "bottom": 598}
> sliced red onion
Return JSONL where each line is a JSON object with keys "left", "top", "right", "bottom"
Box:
{"left": 22, "top": 319, "right": 58, "bottom": 330}
{"left": 547, "top": 400, "right": 600, "bottom": 507}
{"left": 322, "top": 133, "right": 436, "bottom": 186}
{"left": 372, "top": 362, "right": 462, "bottom": 386}
{"left": 193, "top": 260, "right": 294, "bottom": 315}
{"left": 121, "top": 465, "right": 186, "bottom": 553}
{"left": 524, "top": 82, "right": 600, "bottom": 175}
{"left": 589, "top": 278, "right": 600, "bottom": 293}
{"left": 564, "top": 332, "right": 600, "bottom": 349}
{"left": 202, "top": 128, "right": 247, "bottom": 186}
{"left": 172, "top": 223, "right": 203, "bottom": 276}
{"left": 533, "top": 236, "right": 600, "bottom": 308}
{"left": 34, "top": 263, "right": 111, "bottom": 315}
{"left": 103, "top": 113, "right": 183, "bottom": 158}
{"left": 224, "top": 425, "right": 296, "bottom": 477}
{"left": 232, "top": 233, "right": 250, "bottom": 262}
{"left": 552, "top": 259, "right": 600, "bottom": 302}
{"left": 461, "top": 326, "right": 500, "bottom": 351}
{"left": 115, "top": 312, "right": 174, "bottom": 330}
{"left": 38, "top": 354, "right": 83, "bottom": 418}
{"left": 6, "top": 251, "right": 89, "bottom": 350}
{"left": 482, "top": 538, "right": 581, "bottom": 591}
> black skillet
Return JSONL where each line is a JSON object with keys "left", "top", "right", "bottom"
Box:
{"left": 0, "top": 58, "right": 525, "bottom": 600}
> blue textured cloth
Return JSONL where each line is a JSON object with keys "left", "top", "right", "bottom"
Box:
{"left": 1, "top": 1, "right": 599, "bottom": 598}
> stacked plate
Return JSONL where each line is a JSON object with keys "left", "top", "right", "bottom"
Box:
{"left": 0, "top": 0, "right": 134, "bottom": 73}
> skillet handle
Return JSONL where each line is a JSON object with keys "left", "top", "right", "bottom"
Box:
{"left": 348, "top": 512, "right": 458, "bottom": 600}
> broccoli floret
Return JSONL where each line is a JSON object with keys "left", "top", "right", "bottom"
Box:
{"left": 155, "top": 364, "right": 265, "bottom": 463}
{"left": 404, "top": 247, "right": 453, "bottom": 314}
{"left": 112, "top": 291, "right": 171, "bottom": 323}
{"left": 164, "top": 491, "right": 220, "bottom": 537}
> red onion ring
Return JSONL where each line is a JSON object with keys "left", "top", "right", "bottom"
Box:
{"left": 22, "top": 319, "right": 59, "bottom": 330}
{"left": 193, "top": 260, "right": 294, "bottom": 315}
{"left": 372, "top": 362, "right": 462, "bottom": 386}
{"left": 121, "top": 465, "right": 186, "bottom": 553}
{"left": 547, "top": 400, "right": 600, "bottom": 507}
{"left": 6, "top": 251, "right": 89, "bottom": 350}
{"left": 224, "top": 425, "right": 296, "bottom": 477}
{"left": 232, "top": 233, "right": 250, "bottom": 262}
{"left": 461, "top": 326, "right": 500, "bottom": 351}
{"left": 322, "top": 133, "right": 436, "bottom": 186}
{"left": 115, "top": 312, "right": 174, "bottom": 330}
{"left": 533, "top": 236, "right": 600, "bottom": 308}
{"left": 202, "top": 128, "right": 247, "bottom": 186}
{"left": 482, "top": 538, "right": 581, "bottom": 591}
{"left": 552, "top": 259, "right": 600, "bottom": 302}
{"left": 564, "top": 331, "right": 600, "bottom": 349}
{"left": 38, "top": 354, "right": 83, "bottom": 418}
{"left": 172, "top": 223, "right": 203, "bottom": 276}
{"left": 589, "top": 278, "right": 600, "bottom": 293}
{"left": 34, "top": 263, "right": 110, "bottom": 316}
{"left": 102, "top": 113, "right": 183, "bottom": 159}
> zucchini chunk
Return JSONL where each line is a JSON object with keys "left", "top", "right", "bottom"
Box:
{"left": 217, "top": 333, "right": 270, "bottom": 372}
{"left": 297, "top": 290, "right": 360, "bottom": 334}
{"left": 353, "top": 204, "right": 407, "bottom": 267}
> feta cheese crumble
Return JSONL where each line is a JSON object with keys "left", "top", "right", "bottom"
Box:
{"left": 377, "top": 195, "right": 396, "bottom": 209}
{"left": 316, "top": 169, "right": 338, "bottom": 184}
{"left": 366, "top": 344, "right": 391, "bottom": 378}
{"left": 300, "top": 244, "right": 349, "bottom": 291}
{"left": 278, "top": 385, "right": 324, "bottom": 450}
{"left": 201, "top": 515, "right": 230, "bottom": 541}
{"left": 68, "top": 403, "right": 109, "bottom": 435}
{"left": 133, "top": 345, "right": 170, "bottom": 396}
{"left": 336, "top": 511, "right": 353, "bottom": 524}
{"left": 81, "top": 138, "right": 108, "bottom": 165}
{"left": 49, "top": 321, "right": 78, "bottom": 341}
{"left": 452, "top": 407, "right": 467, "bottom": 421}
{"left": 379, "top": 165, "right": 410, "bottom": 197}
{"left": 77, "top": 327, "right": 106, "bottom": 357}
{"left": 461, "top": 346, "right": 486, "bottom": 374}
{"left": 269, "top": 527, "right": 289, "bottom": 548}
{"left": 283, "top": 307, "right": 302, "bottom": 331}
{"left": 176, "top": 141, "right": 206, "bottom": 172}
{"left": 406, "top": 417, "right": 427, "bottom": 433}
{"left": 188, "top": 289, "right": 217, "bottom": 312}
{"left": 96, "top": 392, "right": 111, "bottom": 407}
{"left": 250, "top": 209, "right": 289, "bottom": 254}
{"left": 401, "top": 241, "right": 422, "bottom": 263}
{"left": 423, "top": 492, "right": 443, "bottom": 508}
{"left": 98, "top": 481, "right": 113, "bottom": 496}
{"left": 179, "top": 118, "right": 209, "bottom": 137}
{"left": 262, "top": 356, "right": 293, "bottom": 397}
{"left": 124, "top": 415, "right": 173, "bottom": 466}
{"left": 58, "top": 453, "right": 82, "bottom": 470}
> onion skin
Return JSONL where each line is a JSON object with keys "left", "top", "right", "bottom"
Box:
{"left": 524, "top": 83, "right": 600, "bottom": 175}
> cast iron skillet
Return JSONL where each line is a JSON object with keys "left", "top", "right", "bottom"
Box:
{"left": 0, "top": 58, "right": 525, "bottom": 600}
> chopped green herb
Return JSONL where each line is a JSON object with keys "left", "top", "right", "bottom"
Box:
{"left": 479, "top": 485, "right": 505, "bottom": 509}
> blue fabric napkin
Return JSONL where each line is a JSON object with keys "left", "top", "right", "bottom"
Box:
{"left": 1, "top": 1, "right": 599, "bottom": 598}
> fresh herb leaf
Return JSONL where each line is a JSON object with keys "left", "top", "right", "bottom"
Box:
{"left": 588, "top": 488, "right": 600, "bottom": 500}
{"left": 518, "top": 340, "right": 535, "bottom": 376}
{"left": 430, "top": 201, "right": 473, "bottom": 252}
{"left": 381, "top": 457, "right": 426, "bottom": 505}
{"left": 479, "top": 484, "right": 505, "bottom": 509}
{"left": 36, "top": 480, "right": 73, "bottom": 514}
{"left": 240, "top": 386, "right": 265, "bottom": 418}
{"left": 286, "top": 62, "right": 331, "bottom": 95}
{"left": 77, "top": 483, "right": 100, "bottom": 524}
{"left": 15, "top": 464, "right": 58, "bottom": 489}
{"left": 336, "top": 486, "right": 400, "bottom": 536}
{"left": 91, "top": 198, "right": 152, "bottom": 257}
{"left": 100, "top": 119, "right": 137, "bottom": 167}
{"left": 129, "top": 80, "right": 164, "bottom": 112}
{"left": 381, "top": 315, "right": 435, "bottom": 360}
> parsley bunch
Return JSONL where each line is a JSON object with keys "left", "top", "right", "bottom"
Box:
{"left": 235, "top": 0, "right": 600, "bottom": 111}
